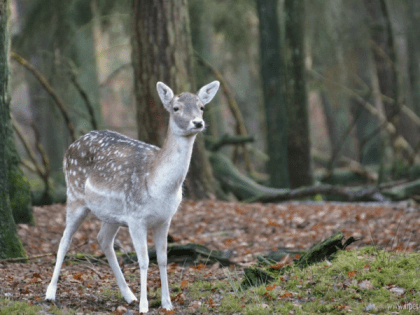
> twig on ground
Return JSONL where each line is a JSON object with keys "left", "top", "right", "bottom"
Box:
{"left": 0, "top": 253, "right": 53, "bottom": 263}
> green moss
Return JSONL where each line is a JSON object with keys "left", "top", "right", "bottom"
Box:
{"left": 5, "top": 94, "right": 33, "bottom": 225}
{"left": 0, "top": 192, "right": 26, "bottom": 259}
{"left": 8, "top": 164, "right": 34, "bottom": 225}
{"left": 219, "top": 294, "right": 243, "bottom": 313}
{"left": 100, "top": 286, "right": 123, "bottom": 300}
{"left": 214, "top": 248, "right": 420, "bottom": 314}
{"left": 0, "top": 298, "right": 41, "bottom": 315}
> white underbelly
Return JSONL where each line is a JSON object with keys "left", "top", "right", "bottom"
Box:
{"left": 83, "top": 178, "right": 182, "bottom": 227}
{"left": 84, "top": 178, "right": 129, "bottom": 225}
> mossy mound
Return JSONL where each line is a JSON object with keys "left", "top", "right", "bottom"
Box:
{"left": 8, "top": 165, "right": 34, "bottom": 225}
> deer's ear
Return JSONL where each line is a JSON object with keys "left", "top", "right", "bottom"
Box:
{"left": 198, "top": 81, "right": 220, "bottom": 105}
{"left": 157, "top": 82, "right": 174, "bottom": 110}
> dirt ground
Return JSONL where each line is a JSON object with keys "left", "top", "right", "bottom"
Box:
{"left": 1, "top": 200, "right": 419, "bottom": 314}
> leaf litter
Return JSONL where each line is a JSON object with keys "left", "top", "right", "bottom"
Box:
{"left": 1, "top": 200, "right": 419, "bottom": 314}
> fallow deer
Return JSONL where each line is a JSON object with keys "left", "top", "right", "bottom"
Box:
{"left": 45, "top": 81, "right": 220, "bottom": 313}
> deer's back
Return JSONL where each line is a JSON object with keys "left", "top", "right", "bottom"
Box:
{"left": 64, "top": 130, "right": 159, "bottom": 204}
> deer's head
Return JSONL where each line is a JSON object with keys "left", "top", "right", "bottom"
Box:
{"left": 157, "top": 81, "right": 220, "bottom": 137}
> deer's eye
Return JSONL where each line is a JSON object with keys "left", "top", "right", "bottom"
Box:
{"left": 200, "top": 106, "right": 204, "bottom": 111}
{"left": 173, "top": 107, "right": 179, "bottom": 112}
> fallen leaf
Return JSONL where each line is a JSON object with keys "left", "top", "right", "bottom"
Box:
{"left": 180, "top": 279, "right": 188, "bottom": 289}
{"left": 188, "top": 301, "right": 201, "bottom": 310}
{"left": 73, "top": 272, "right": 84, "bottom": 280}
{"left": 269, "top": 263, "right": 284, "bottom": 270}
{"left": 280, "top": 292, "right": 293, "bottom": 299}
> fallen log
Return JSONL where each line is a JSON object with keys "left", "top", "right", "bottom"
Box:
{"left": 59, "top": 243, "right": 235, "bottom": 267}
{"left": 240, "top": 231, "right": 361, "bottom": 289}
{"left": 210, "top": 153, "right": 387, "bottom": 202}
{"left": 296, "top": 231, "right": 361, "bottom": 268}
{"left": 210, "top": 152, "right": 420, "bottom": 202}
{"left": 209, "top": 153, "right": 283, "bottom": 201}
{"left": 205, "top": 134, "right": 255, "bottom": 152}
{"left": 382, "top": 178, "right": 420, "bottom": 201}
{"left": 123, "top": 243, "right": 235, "bottom": 267}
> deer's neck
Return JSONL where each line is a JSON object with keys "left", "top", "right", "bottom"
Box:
{"left": 148, "top": 130, "right": 196, "bottom": 196}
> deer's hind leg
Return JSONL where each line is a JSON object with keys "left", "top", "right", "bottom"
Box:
{"left": 97, "top": 222, "right": 137, "bottom": 303}
{"left": 46, "top": 201, "right": 89, "bottom": 301}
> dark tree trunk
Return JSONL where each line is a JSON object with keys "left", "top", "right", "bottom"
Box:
{"left": 132, "top": 0, "right": 216, "bottom": 199}
{"left": 406, "top": 0, "right": 420, "bottom": 117}
{"left": 284, "top": 0, "right": 313, "bottom": 188}
{"left": 308, "top": 0, "right": 355, "bottom": 161}
{"left": 343, "top": 0, "right": 381, "bottom": 165}
{"left": 256, "top": 0, "right": 289, "bottom": 188}
{"left": 364, "top": 0, "right": 398, "bottom": 122}
{"left": 0, "top": 0, "right": 26, "bottom": 259}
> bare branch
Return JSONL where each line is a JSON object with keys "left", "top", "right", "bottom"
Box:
{"left": 10, "top": 52, "right": 77, "bottom": 141}
{"left": 196, "top": 52, "right": 253, "bottom": 173}
{"left": 11, "top": 115, "right": 45, "bottom": 178}
{"left": 311, "top": 70, "right": 417, "bottom": 160}
{"left": 67, "top": 67, "right": 98, "bottom": 130}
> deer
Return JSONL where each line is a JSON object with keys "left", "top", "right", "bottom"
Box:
{"left": 45, "top": 81, "right": 220, "bottom": 313}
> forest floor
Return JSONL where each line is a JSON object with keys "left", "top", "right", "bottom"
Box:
{"left": 1, "top": 200, "right": 420, "bottom": 314}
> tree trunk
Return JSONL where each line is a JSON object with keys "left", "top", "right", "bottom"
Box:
{"left": 284, "top": 0, "right": 313, "bottom": 188}
{"left": 343, "top": 0, "right": 381, "bottom": 165}
{"left": 256, "top": 0, "right": 289, "bottom": 188}
{"left": 364, "top": 0, "right": 398, "bottom": 118}
{"left": 0, "top": 0, "right": 26, "bottom": 259}
{"left": 18, "top": 1, "right": 72, "bottom": 176}
{"left": 132, "top": 0, "right": 216, "bottom": 199}
{"left": 15, "top": 0, "right": 103, "bottom": 179}
{"left": 406, "top": 0, "right": 420, "bottom": 117}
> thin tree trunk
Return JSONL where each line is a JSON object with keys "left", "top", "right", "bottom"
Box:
{"left": 284, "top": 0, "right": 313, "bottom": 188}
{"left": 364, "top": 0, "right": 399, "bottom": 126}
{"left": 0, "top": 0, "right": 26, "bottom": 259}
{"left": 407, "top": 0, "right": 420, "bottom": 118}
{"left": 343, "top": 0, "right": 381, "bottom": 165}
{"left": 256, "top": 0, "right": 289, "bottom": 188}
{"left": 132, "top": 0, "right": 215, "bottom": 199}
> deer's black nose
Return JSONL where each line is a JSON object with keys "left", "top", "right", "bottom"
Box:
{"left": 193, "top": 121, "right": 203, "bottom": 128}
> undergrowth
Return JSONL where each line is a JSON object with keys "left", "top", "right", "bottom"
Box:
{"left": 2, "top": 247, "right": 419, "bottom": 314}
{"left": 211, "top": 246, "right": 420, "bottom": 314}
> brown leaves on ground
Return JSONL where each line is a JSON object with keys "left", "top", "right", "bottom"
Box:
{"left": 1, "top": 200, "right": 419, "bottom": 314}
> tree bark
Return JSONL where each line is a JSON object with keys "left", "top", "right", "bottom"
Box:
{"left": 364, "top": 0, "right": 398, "bottom": 119}
{"left": 132, "top": 0, "right": 216, "bottom": 199}
{"left": 256, "top": 0, "right": 289, "bottom": 188}
{"left": 284, "top": 0, "right": 313, "bottom": 188}
{"left": 342, "top": 0, "right": 381, "bottom": 165}
{"left": 0, "top": 0, "right": 26, "bottom": 259}
{"left": 406, "top": 1, "right": 420, "bottom": 118}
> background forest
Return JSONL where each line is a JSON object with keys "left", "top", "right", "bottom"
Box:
{"left": 1, "top": 1, "right": 420, "bottom": 314}
{"left": 8, "top": 0, "right": 420, "bottom": 205}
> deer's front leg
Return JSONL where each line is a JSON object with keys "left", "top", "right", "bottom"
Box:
{"left": 153, "top": 222, "right": 172, "bottom": 310}
{"left": 129, "top": 223, "right": 149, "bottom": 313}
